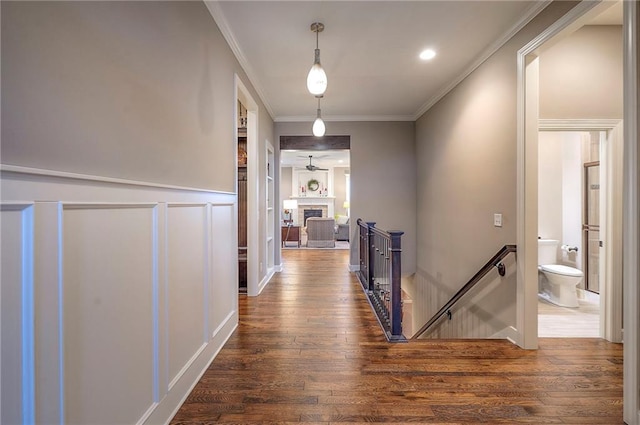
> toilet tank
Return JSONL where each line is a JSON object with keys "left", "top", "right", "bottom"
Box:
{"left": 538, "top": 239, "right": 559, "bottom": 265}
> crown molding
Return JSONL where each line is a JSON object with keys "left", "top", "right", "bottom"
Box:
{"left": 203, "top": 1, "right": 276, "bottom": 120}
{"left": 412, "top": 0, "right": 552, "bottom": 121}
{"left": 275, "top": 114, "right": 416, "bottom": 123}
{"left": 207, "top": 0, "right": 551, "bottom": 124}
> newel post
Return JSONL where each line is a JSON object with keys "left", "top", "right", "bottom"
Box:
{"left": 366, "top": 222, "right": 376, "bottom": 292}
{"left": 389, "top": 230, "right": 405, "bottom": 341}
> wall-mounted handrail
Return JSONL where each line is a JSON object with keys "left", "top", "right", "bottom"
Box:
{"left": 356, "top": 219, "right": 406, "bottom": 342}
{"left": 411, "top": 244, "right": 517, "bottom": 340}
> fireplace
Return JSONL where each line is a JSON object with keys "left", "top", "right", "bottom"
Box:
{"left": 303, "top": 209, "right": 323, "bottom": 226}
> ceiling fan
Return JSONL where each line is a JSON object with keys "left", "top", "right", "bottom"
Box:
{"left": 305, "top": 155, "right": 328, "bottom": 171}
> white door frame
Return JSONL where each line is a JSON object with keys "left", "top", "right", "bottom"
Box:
{"left": 236, "top": 75, "right": 260, "bottom": 296}
{"left": 517, "top": 1, "right": 638, "bottom": 423}
{"left": 622, "top": 1, "right": 639, "bottom": 424}
{"left": 538, "top": 119, "right": 623, "bottom": 343}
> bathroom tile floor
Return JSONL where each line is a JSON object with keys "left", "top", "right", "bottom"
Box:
{"left": 538, "top": 293, "right": 600, "bottom": 337}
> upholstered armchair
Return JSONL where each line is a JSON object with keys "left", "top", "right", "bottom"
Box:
{"left": 334, "top": 215, "right": 350, "bottom": 241}
{"left": 306, "top": 217, "right": 336, "bottom": 248}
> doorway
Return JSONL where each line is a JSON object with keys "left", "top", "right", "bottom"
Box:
{"left": 278, "top": 135, "right": 351, "bottom": 253}
{"left": 584, "top": 160, "right": 600, "bottom": 294}
{"left": 517, "top": 0, "right": 626, "bottom": 347}
{"left": 536, "top": 128, "right": 621, "bottom": 338}
{"left": 517, "top": 0, "right": 637, "bottom": 422}
{"left": 236, "top": 76, "right": 260, "bottom": 296}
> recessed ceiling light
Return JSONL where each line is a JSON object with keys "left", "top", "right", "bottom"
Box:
{"left": 419, "top": 49, "right": 436, "bottom": 61}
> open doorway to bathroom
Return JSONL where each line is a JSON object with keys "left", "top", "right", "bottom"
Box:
{"left": 529, "top": 1, "right": 624, "bottom": 341}
{"left": 536, "top": 123, "right": 623, "bottom": 340}
{"left": 537, "top": 130, "right": 609, "bottom": 337}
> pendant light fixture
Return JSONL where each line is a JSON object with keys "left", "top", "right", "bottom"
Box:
{"left": 306, "top": 22, "right": 327, "bottom": 96}
{"left": 312, "top": 96, "right": 325, "bottom": 137}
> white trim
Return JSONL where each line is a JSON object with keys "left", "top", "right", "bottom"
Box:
{"left": 623, "top": 0, "right": 639, "bottom": 423}
{"left": 236, "top": 75, "right": 262, "bottom": 297}
{"left": 204, "top": 1, "right": 275, "bottom": 119}
{"left": 538, "top": 119, "right": 623, "bottom": 131}
{"left": 265, "top": 140, "right": 276, "bottom": 279}
{"left": 275, "top": 114, "right": 416, "bottom": 123}
{"left": 348, "top": 264, "right": 360, "bottom": 273}
{"left": 257, "top": 268, "right": 275, "bottom": 296}
{"left": 154, "top": 318, "right": 238, "bottom": 425}
{"left": 413, "top": 1, "right": 552, "bottom": 120}
{"left": 516, "top": 0, "right": 607, "bottom": 350}
{"left": 602, "top": 124, "right": 624, "bottom": 343}
{"left": 206, "top": 0, "right": 548, "bottom": 123}
{"left": 539, "top": 120, "right": 624, "bottom": 344}
{"left": 0, "top": 164, "right": 232, "bottom": 195}
{"left": 167, "top": 343, "right": 207, "bottom": 391}
{"left": 490, "top": 326, "right": 519, "bottom": 343}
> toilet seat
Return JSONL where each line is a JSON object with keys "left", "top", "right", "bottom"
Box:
{"left": 539, "top": 264, "right": 583, "bottom": 277}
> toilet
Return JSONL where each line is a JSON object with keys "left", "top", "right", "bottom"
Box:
{"left": 538, "top": 239, "right": 583, "bottom": 308}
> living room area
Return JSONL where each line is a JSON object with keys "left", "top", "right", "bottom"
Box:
{"left": 280, "top": 149, "right": 350, "bottom": 249}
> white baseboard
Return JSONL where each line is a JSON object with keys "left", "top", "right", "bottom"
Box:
{"left": 490, "top": 326, "right": 519, "bottom": 345}
{"left": 348, "top": 264, "right": 360, "bottom": 272}
{"left": 257, "top": 268, "right": 275, "bottom": 295}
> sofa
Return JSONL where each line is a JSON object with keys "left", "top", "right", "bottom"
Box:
{"left": 306, "top": 217, "right": 336, "bottom": 248}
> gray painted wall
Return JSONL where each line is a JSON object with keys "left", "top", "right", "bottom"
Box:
{"left": 412, "top": 1, "right": 578, "bottom": 331}
{"left": 1, "top": 1, "right": 273, "bottom": 192}
{"left": 275, "top": 121, "right": 416, "bottom": 275}
{"left": 333, "top": 166, "right": 350, "bottom": 218}
{"left": 540, "top": 25, "right": 623, "bottom": 120}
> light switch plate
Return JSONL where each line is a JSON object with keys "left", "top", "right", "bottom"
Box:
{"left": 494, "top": 213, "right": 502, "bottom": 227}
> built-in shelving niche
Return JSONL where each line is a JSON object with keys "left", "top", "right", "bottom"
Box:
{"left": 238, "top": 101, "right": 248, "bottom": 293}
{"left": 266, "top": 143, "right": 275, "bottom": 272}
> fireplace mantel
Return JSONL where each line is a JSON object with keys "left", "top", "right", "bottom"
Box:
{"left": 290, "top": 196, "right": 335, "bottom": 202}
{"left": 290, "top": 197, "right": 335, "bottom": 225}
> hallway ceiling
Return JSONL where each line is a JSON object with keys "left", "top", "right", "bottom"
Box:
{"left": 205, "top": 1, "right": 543, "bottom": 122}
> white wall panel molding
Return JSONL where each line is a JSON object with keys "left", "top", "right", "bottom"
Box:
{"left": 1, "top": 164, "right": 233, "bottom": 194}
{"left": 1, "top": 203, "right": 35, "bottom": 425}
{"left": 1, "top": 177, "right": 238, "bottom": 425}
{"left": 1, "top": 165, "right": 235, "bottom": 205}
{"left": 33, "top": 202, "right": 64, "bottom": 424}
{"left": 210, "top": 204, "right": 238, "bottom": 337}
{"left": 144, "top": 313, "right": 237, "bottom": 425}
{"left": 62, "top": 203, "right": 157, "bottom": 425}
{"left": 166, "top": 204, "right": 208, "bottom": 392}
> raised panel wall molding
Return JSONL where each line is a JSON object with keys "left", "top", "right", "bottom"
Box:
{"left": 1, "top": 203, "right": 35, "bottom": 425}
{"left": 1, "top": 172, "right": 238, "bottom": 425}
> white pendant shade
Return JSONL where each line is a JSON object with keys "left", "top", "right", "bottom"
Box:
{"left": 308, "top": 23, "right": 327, "bottom": 134}
{"left": 307, "top": 50, "right": 327, "bottom": 96}
{"left": 312, "top": 116, "right": 325, "bottom": 137}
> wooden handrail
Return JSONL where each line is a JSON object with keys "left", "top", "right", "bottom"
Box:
{"left": 411, "top": 244, "right": 517, "bottom": 340}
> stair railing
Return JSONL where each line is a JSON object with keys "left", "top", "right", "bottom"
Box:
{"left": 412, "top": 244, "right": 517, "bottom": 340}
{"left": 356, "top": 219, "right": 406, "bottom": 342}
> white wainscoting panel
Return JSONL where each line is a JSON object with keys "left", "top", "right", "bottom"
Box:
{"left": 166, "top": 204, "right": 207, "bottom": 390}
{"left": 1, "top": 167, "right": 238, "bottom": 425}
{"left": 62, "top": 204, "right": 156, "bottom": 425}
{"left": 414, "top": 254, "right": 517, "bottom": 339}
{"left": 1, "top": 204, "right": 35, "bottom": 425}
{"left": 210, "top": 204, "right": 237, "bottom": 336}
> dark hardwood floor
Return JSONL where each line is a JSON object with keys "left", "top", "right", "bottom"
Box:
{"left": 171, "top": 249, "right": 623, "bottom": 424}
